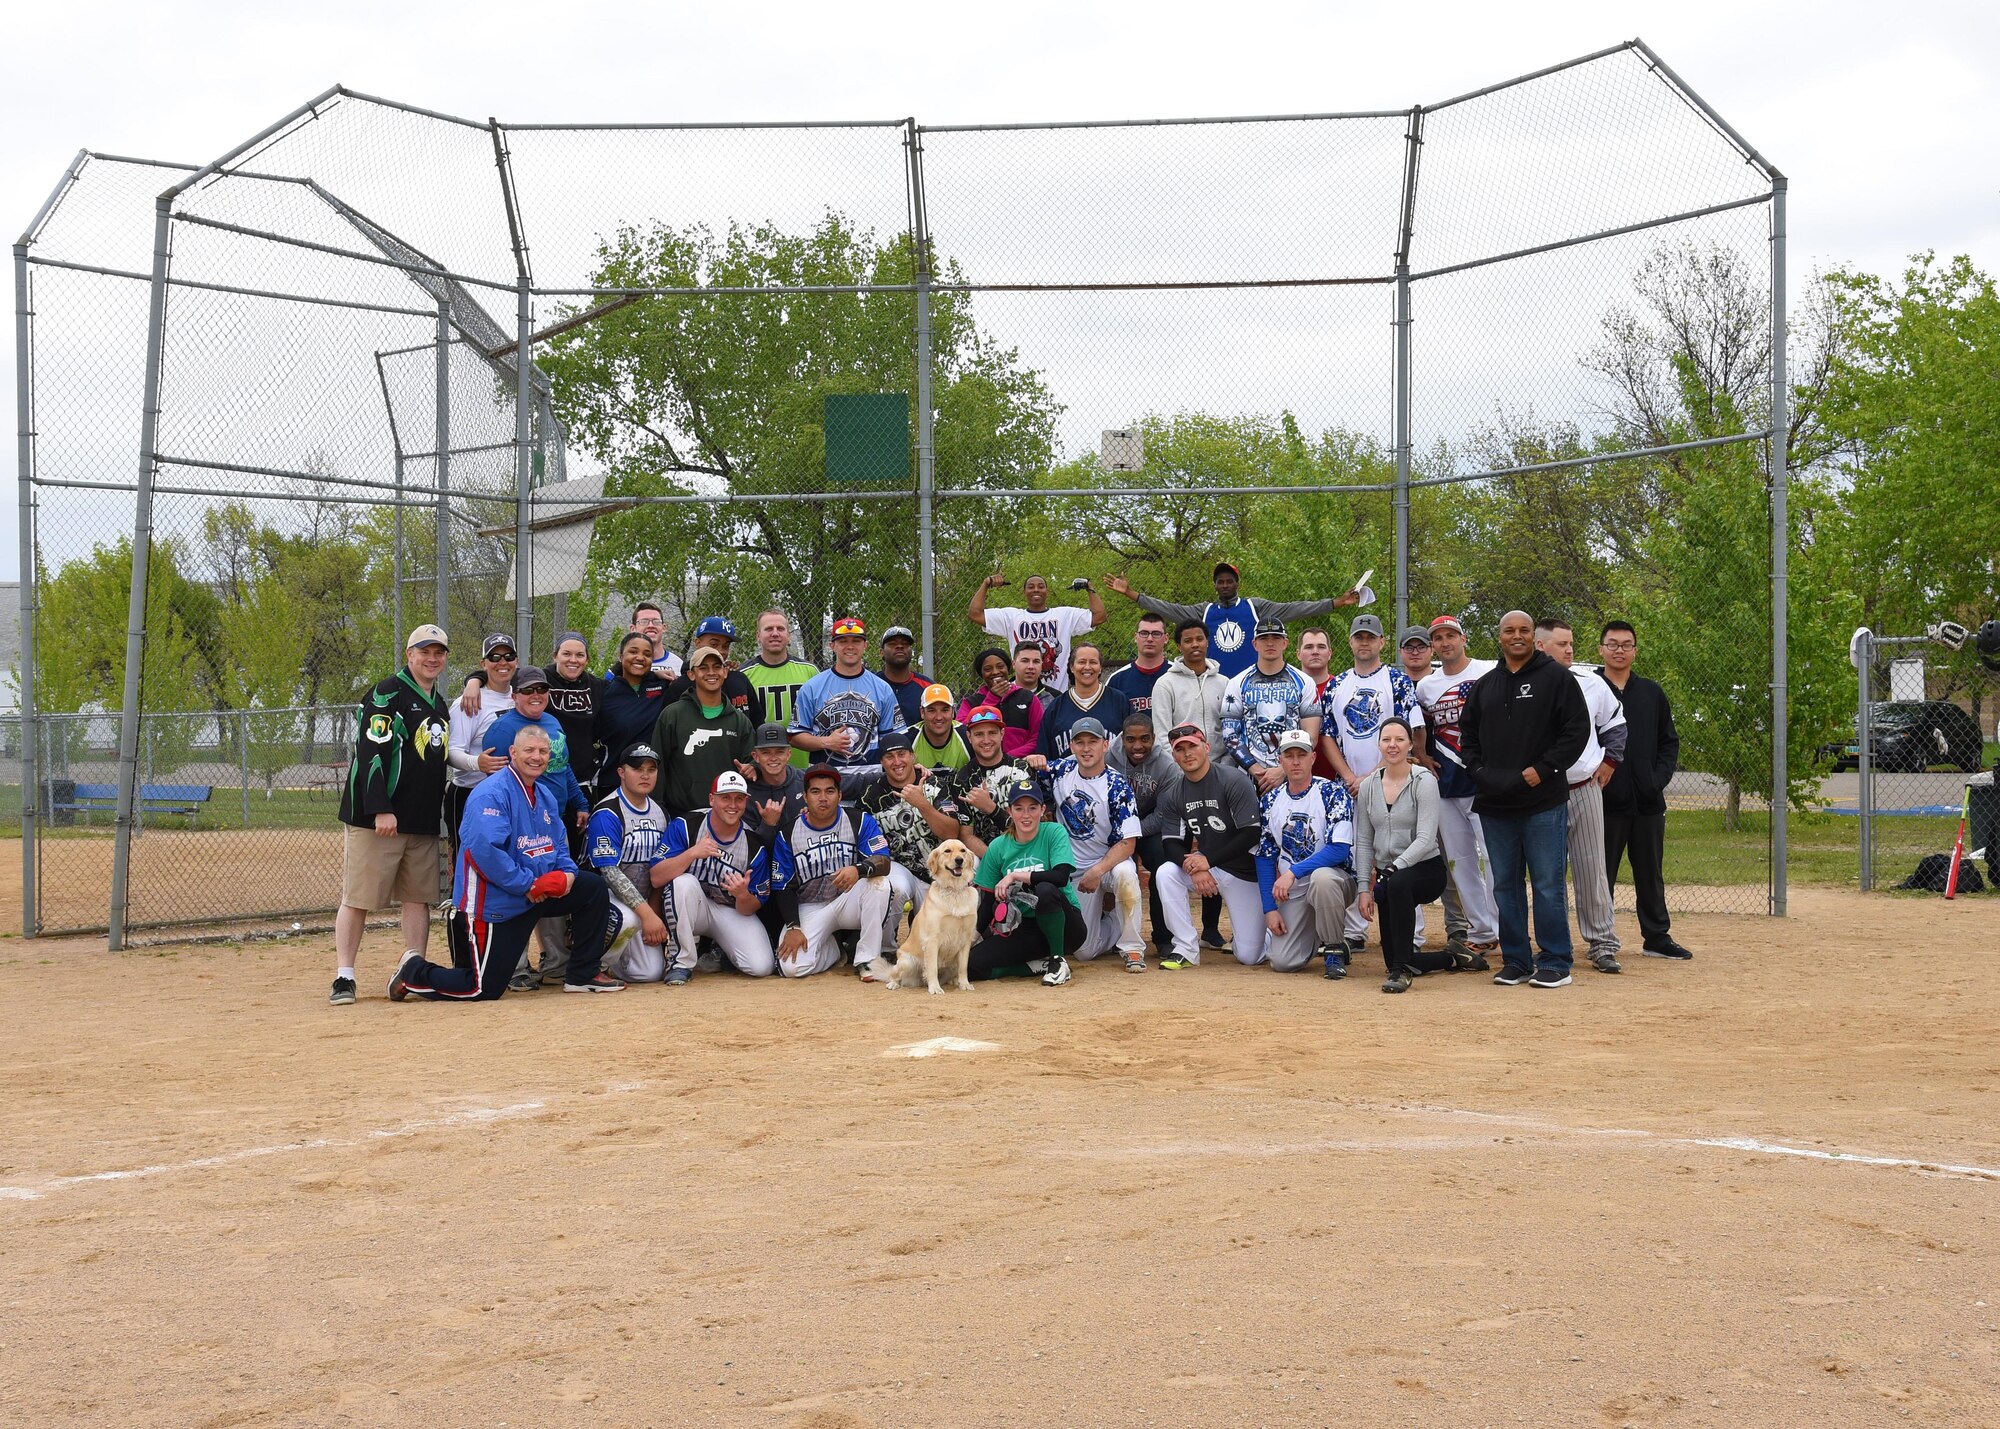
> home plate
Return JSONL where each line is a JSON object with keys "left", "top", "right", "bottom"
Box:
{"left": 886, "top": 1037, "right": 1001, "bottom": 1059}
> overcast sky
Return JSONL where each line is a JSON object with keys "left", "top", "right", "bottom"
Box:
{"left": 4, "top": 0, "right": 1996, "bottom": 582}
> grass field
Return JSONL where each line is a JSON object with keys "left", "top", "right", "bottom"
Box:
{"left": 2, "top": 888, "right": 1995, "bottom": 1426}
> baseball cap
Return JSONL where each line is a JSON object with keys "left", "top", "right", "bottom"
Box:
{"left": 711, "top": 770, "right": 749, "bottom": 797}
{"left": 482, "top": 633, "right": 517, "bottom": 658}
{"left": 1429, "top": 614, "right": 1465, "bottom": 636}
{"left": 1398, "top": 625, "right": 1432, "bottom": 649}
{"left": 1003, "top": 777, "right": 1044, "bottom": 805}
{"left": 878, "top": 727, "right": 917, "bottom": 752}
{"left": 802, "top": 765, "right": 843, "bottom": 787}
{"left": 1350, "top": 614, "right": 1384, "bottom": 637}
{"left": 514, "top": 665, "right": 550, "bottom": 691}
{"left": 1068, "top": 717, "right": 1109, "bottom": 742}
{"left": 1212, "top": 561, "right": 1240, "bottom": 579}
{"left": 1167, "top": 722, "right": 1207, "bottom": 747}
{"left": 753, "top": 722, "right": 791, "bottom": 749}
{"left": 405, "top": 623, "right": 449, "bottom": 650}
{"left": 693, "top": 615, "right": 736, "bottom": 641}
{"left": 881, "top": 625, "right": 915, "bottom": 645}
{"left": 920, "top": 682, "right": 954, "bottom": 708}
{"left": 619, "top": 742, "right": 660, "bottom": 767}
{"left": 830, "top": 616, "right": 867, "bottom": 639}
{"left": 1253, "top": 618, "right": 1287, "bottom": 640}
{"left": 688, "top": 645, "right": 727, "bottom": 667}
{"left": 965, "top": 705, "right": 1003, "bottom": 727}
{"left": 1276, "top": 728, "right": 1316, "bottom": 755}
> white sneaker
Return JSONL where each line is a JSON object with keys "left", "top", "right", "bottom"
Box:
{"left": 1041, "top": 955, "right": 1072, "bottom": 986}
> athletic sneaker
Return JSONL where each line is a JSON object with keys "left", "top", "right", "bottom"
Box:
{"left": 1643, "top": 940, "right": 1694, "bottom": 960}
{"left": 694, "top": 947, "right": 724, "bottom": 975}
{"left": 386, "top": 952, "right": 424, "bottom": 1003}
{"left": 329, "top": 976, "right": 357, "bottom": 1006}
{"left": 1381, "top": 968, "right": 1412, "bottom": 994}
{"left": 1588, "top": 950, "right": 1623, "bottom": 975}
{"left": 1120, "top": 949, "right": 1147, "bottom": 974}
{"left": 664, "top": 966, "right": 692, "bottom": 987}
{"left": 564, "top": 971, "right": 626, "bottom": 993}
{"left": 1448, "top": 947, "right": 1491, "bottom": 973}
{"left": 1343, "top": 936, "right": 1367, "bottom": 960}
{"left": 507, "top": 972, "right": 539, "bottom": 993}
{"left": 1322, "top": 950, "right": 1348, "bottom": 980}
{"left": 1492, "top": 965, "right": 1533, "bottom": 986}
{"left": 1041, "top": 954, "right": 1073, "bottom": 986}
{"left": 1200, "top": 926, "right": 1229, "bottom": 952}
{"left": 1528, "top": 967, "right": 1572, "bottom": 988}
{"left": 857, "top": 960, "right": 888, "bottom": 983}
{"left": 1158, "top": 954, "right": 1195, "bottom": 970}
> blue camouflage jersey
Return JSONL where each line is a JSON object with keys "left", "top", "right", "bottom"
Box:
{"left": 1221, "top": 663, "right": 1318, "bottom": 770}
{"left": 660, "top": 810, "right": 773, "bottom": 908}
{"left": 1044, "top": 756, "right": 1142, "bottom": 865}
{"left": 774, "top": 807, "right": 890, "bottom": 905}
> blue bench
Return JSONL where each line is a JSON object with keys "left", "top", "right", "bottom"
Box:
{"left": 53, "top": 782, "right": 214, "bottom": 824}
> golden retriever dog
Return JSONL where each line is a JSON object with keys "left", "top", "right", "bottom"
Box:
{"left": 883, "top": 839, "right": 979, "bottom": 994}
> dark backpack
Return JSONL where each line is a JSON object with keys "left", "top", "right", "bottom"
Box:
{"left": 1896, "top": 854, "right": 1986, "bottom": 895}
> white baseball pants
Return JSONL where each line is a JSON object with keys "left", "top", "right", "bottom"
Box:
{"left": 1156, "top": 861, "right": 1267, "bottom": 966}
{"left": 667, "top": 873, "right": 776, "bottom": 977}
{"left": 1073, "top": 860, "right": 1144, "bottom": 959}
{"left": 1438, "top": 794, "right": 1499, "bottom": 943}
{"left": 786, "top": 877, "right": 890, "bottom": 977}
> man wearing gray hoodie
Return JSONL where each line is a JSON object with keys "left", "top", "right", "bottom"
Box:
{"left": 1150, "top": 621, "right": 1230, "bottom": 752}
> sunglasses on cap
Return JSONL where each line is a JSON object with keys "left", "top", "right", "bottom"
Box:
{"left": 831, "top": 618, "right": 866, "bottom": 638}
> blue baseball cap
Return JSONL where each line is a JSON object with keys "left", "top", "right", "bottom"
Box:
{"left": 693, "top": 615, "right": 736, "bottom": 640}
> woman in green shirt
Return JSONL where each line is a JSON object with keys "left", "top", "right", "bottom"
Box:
{"left": 972, "top": 778, "right": 1085, "bottom": 986}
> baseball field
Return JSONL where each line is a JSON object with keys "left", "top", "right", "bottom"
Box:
{"left": 2, "top": 885, "right": 1996, "bottom": 1427}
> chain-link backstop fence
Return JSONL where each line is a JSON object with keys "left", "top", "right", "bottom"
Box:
{"left": 14, "top": 39, "right": 1801, "bottom": 942}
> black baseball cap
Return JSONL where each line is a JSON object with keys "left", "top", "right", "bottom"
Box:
{"left": 482, "top": 633, "right": 517, "bottom": 658}
{"left": 620, "top": 742, "right": 660, "bottom": 767}
{"left": 752, "top": 722, "right": 791, "bottom": 750}
{"left": 878, "top": 727, "right": 917, "bottom": 752}
{"left": 1253, "top": 618, "right": 1287, "bottom": 640}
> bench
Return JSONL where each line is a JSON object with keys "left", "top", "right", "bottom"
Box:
{"left": 53, "top": 782, "right": 214, "bottom": 824}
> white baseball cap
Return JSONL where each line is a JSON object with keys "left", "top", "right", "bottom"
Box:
{"left": 711, "top": 771, "right": 749, "bottom": 796}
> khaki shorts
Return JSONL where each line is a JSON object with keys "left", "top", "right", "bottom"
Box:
{"left": 341, "top": 825, "right": 442, "bottom": 910}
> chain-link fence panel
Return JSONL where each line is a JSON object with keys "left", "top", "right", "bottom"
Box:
{"left": 14, "top": 42, "right": 1795, "bottom": 942}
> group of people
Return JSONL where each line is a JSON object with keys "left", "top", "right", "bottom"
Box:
{"left": 329, "top": 564, "right": 1693, "bottom": 1006}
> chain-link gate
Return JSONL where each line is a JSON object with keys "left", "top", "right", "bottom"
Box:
{"left": 14, "top": 40, "right": 1796, "bottom": 942}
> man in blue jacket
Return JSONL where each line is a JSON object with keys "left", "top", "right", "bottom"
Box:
{"left": 390, "top": 727, "right": 624, "bottom": 1001}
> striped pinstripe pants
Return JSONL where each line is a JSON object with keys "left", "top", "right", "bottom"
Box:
{"left": 1566, "top": 776, "right": 1620, "bottom": 957}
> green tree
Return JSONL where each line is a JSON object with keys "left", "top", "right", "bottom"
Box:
{"left": 541, "top": 215, "right": 1059, "bottom": 652}
{"left": 35, "top": 537, "right": 219, "bottom": 716}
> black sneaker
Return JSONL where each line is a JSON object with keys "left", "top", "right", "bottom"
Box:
{"left": 1643, "top": 940, "right": 1694, "bottom": 960}
{"left": 1041, "top": 955, "right": 1073, "bottom": 986}
{"left": 1343, "top": 937, "right": 1367, "bottom": 959}
{"left": 1588, "top": 950, "right": 1623, "bottom": 974}
{"left": 1201, "top": 927, "right": 1229, "bottom": 952}
{"left": 1381, "top": 968, "right": 1413, "bottom": 994}
{"left": 664, "top": 966, "right": 692, "bottom": 986}
{"left": 563, "top": 971, "right": 626, "bottom": 993}
{"left": 387, "top": 952, "right": 424, "bottom": 1003}
{"left": 1528, "top": 967, "right": 1572, "bottom": 988}
{"left": 1322, "top": 951, "right": 1348, "bottom": 980}
{"left": 329, "top": 976, "right": 357, "bottom": 1006}
{"left": 1492, "top": 965, "right": 1533, "bottom": 986}
{"left": 507, "top": 972, "right": 539, "bottom": 993}
{"left": 1449, "top": 947, "right": 1491, "bottom": 973}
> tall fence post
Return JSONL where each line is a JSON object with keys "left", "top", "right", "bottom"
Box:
{"left": 1768, "top": 175, "right": 1790, "bottom": 915}
{"left": 1392, "top": 105, "right": 1423, "bottom": 635}
{"left": 14, "top": 242, "right": 38, "bottom": 937}
{"left": 435, "top": 298, "right": 451, "bottom": 634}
{"left": 238, "top": 711, "right": 251, "bottom": 827}
{"left": 1856, "top": 629, "right": 1874, "bottom": 890}
{"left": 109, "top": 195, "right": 175, "bottom": 951}
{"left": 907, "top": 120, "right": 937, "bottom": 673}
{"left": 513, "top": 277, "right": 533, "bottom": 656}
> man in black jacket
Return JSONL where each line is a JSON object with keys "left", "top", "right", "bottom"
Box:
{"left": 1460, "top": 610, "right": 1590, "bottom": 988}
{"left": 1596, "top": 621, "right": 1693, "bottom": 960}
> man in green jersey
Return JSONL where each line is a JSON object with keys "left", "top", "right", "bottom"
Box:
{"left": 742, "top": 609, "right": 819, "bottom": 770}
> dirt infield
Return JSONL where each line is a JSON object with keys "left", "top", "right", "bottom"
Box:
{"left": 2, "top": 889, "right": 1996, "bottom": 1426}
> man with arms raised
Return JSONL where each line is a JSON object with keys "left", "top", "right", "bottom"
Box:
{"left": 1597, "top": 620, "right": 1693, "bottom": 961}
{"left": 742, "top": 610, "right": 819, "bottom": 770}
{"left": 1220, "top": 618, "right": 1322, "bottom": 794}
{"left": 1412, "top": 614, "right": 1501, "bottom": 965}
{"left": 790, "top": 616, "right": 902, "bottom": 778}
{"left": 769, "top": 767, "right": 893, "bottom": 979}
{"left": 653, "top": 770, "right": 779, "bottom": 982}
{"left": 1254, "top": 728, "right": 1360, "bottom": 975}
{"left": 969, "top": 569, "right": 1105, "bottom": 695}
{"left": 1460, "top": 610, "right": 1590, "bottom": 989}
{"left": 1106, "top": 562, "right": 1361, "bottom": 680}
{"left": 1044, "top": 718, "right": 1147, "bottom": 972}
{"left": 844, "top": 727, "right": 963, "bottom": 950}
{"left": 1153, "top": 723, "right": 1266, "bottom": 968}
{"left": 1535, "top": 617, "right": 1630, "bottom": 976}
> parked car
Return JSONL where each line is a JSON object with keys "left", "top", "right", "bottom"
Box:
{"left": 1820, "top": 701, "right": 1988, "bottom": 773}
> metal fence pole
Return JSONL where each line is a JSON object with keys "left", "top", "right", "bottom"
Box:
{"left": 1392, "top": 106, "right": 1423, "bottom": 635}
{"left": 1856, "top": 633, "right": 1874, "bottom": 890}
{"left": 238, "top": 711, "right": 251, "bottom": 826}
{"left": 908, "top": 122, "right": 937, "bottom": 673}
{"left": 435, "top": 298, "right": 451, "bottom": 634}
{"left": 109, "top": 195, "right": 175, "bottom": 951}
{"left": 1768, "top": 176, "right": 1790, "bottom": 916}
{"left": 513, "top": 278, "right": 533, "bottom": 656}
{"left": 13, "top": 242, "right": 37, "bottom": 937}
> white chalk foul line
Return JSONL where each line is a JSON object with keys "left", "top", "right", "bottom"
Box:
{"left": 1686, "top": 1135, "right": 2000, "bottom": 1182}
{"left": 0, "top": 1100, "right": 547, "bottom": 1203}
